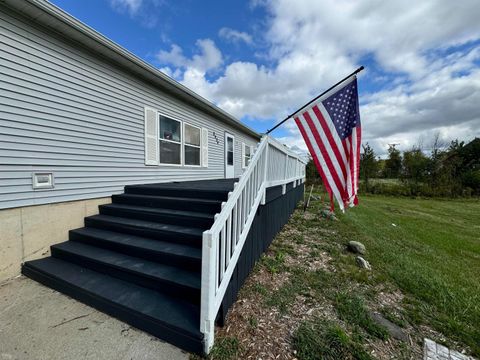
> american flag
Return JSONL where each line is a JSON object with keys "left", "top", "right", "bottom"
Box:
{"left": 294, "top": 76, "right": 361, "bottom": 212}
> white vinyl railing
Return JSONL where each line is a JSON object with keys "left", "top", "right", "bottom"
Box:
{"left": 200, "top": 135, "right": 306, "bottom": 352}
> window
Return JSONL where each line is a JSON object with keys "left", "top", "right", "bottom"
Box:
{"left": 159, "top": 115, "right": 181, "bottom": 165}
{"left": 184, "top": 123, "right": 201, "bottom": 166}
{"left": 147, "top": 109, "right": 208, "bottom": 167}
{"left": 226, "top": 136, "right": 234, "bottom": 166}
{"left": 242, "top": 143, "right": 252, "bottom": 168}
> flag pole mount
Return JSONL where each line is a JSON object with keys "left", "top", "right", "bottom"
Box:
{"left": 266, "top": 66, "right": 364, "bottom": 135}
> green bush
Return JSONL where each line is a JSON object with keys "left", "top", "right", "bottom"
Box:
{"left": 462, "top": 170, "right": 480, "bottom": 194}
{"left": 359, "top": 178, "right": 478, "bottom": 198}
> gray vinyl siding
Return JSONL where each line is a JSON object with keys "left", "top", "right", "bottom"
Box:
{"left": 0, "top": 8, "right": 259, "bottom": 210}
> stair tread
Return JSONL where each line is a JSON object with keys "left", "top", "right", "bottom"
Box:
{"left": 126, "top": 179, "right": 236, "bottom": 192}
{"left": 23, "top": 257, "right": 202, "bottom": 339}
{"left": 114, "top": 193, "right": 223, "bottom": 205}
{"left": 101, "top": 203, "right": 214, "bottom": 220}
{"left": 86, "top": 214, "right": 204, "bottom": 236}
{"left": 70, "top": 227, "right": 201, "bottom": 260}
{"left": 52, "top": 241, "right": 200, "bottom": 290}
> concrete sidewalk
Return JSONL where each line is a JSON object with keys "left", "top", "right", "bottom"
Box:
{"left": 0, "top": 276, "right": 188, "bottom": 360}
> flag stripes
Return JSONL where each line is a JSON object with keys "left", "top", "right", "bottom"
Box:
{"left": 294, "top": 76, "right": 361, "bottom": 211}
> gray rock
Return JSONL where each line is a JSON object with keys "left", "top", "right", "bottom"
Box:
{"left": 370, "top": 312, "right": 408, "bottom": 342}
{"left": 348, "top": 241, "right": 366, "bottom": 254}
{"left": 321, "top": 209, "right": 338, "bottom": 221}
{"left": 355, "top": 256, "right": 371, "bottom": 270}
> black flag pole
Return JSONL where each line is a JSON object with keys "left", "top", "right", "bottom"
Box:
{"left": 265, "top": 66, "right": 365, "bottom": 134}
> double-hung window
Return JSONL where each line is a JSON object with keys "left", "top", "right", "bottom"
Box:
{"left": 184, "top": 123, "right": 201, "bottom": 166}
{"left": 159, "top": 115, "right": 181, "bottom": 165}
{"left": 144, "top": 107, "right": 208, "bottom": 167}
{"left": 242, "top": 143, "right": 253, "bottom": 168}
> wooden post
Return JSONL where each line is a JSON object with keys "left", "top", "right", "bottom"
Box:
{"left": 303, "top": 184, "right": 314, "bottom": 212}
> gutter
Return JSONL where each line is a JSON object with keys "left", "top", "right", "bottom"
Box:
{"left": 2, "top": 0, "right": 261, "bottom": 139}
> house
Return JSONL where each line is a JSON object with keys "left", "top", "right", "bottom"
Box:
{"left": 0, "top": 0, "right": 306, "bottom": 354}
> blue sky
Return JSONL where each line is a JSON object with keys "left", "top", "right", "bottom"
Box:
{"left": 50, "top": 0, "right": 480, "bottom": 156}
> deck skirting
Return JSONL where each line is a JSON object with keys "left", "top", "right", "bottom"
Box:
{"left": 217, "top": 181, "right": 304, "bottom": 324}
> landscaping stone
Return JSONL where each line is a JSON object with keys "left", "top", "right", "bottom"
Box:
{"left": 320, "top": 209, "right": 338, "bottom": 221}
{"left": 423, "top": 338, "right": 476, "bottom": 360}
{"left": 355, "top": 256, "right": 371, "bottom": 270}
{"left": 370, "top": 312, "right": 407, "bottom": 342}
{"left": 348, "top": 241, "right": 366, "bottom": 254}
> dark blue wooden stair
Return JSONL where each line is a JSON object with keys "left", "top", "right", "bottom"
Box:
{"left": 112, "top": 194, "right": 223, "bottom": 213}
{"left": 69, "top": 227, "right": 201, "bottom": 270}
{"left": 22, "top": 179, "right": 237, "bottom": 354}
{"left": 99, "top": 203, "right": 214, "bottom": 228}
{"left": 84, "top": 214, "right": 204, "bottom": 246}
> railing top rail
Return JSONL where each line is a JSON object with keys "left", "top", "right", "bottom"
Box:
{"left": 206, "top": 136, "right": 306, "bottom": 235}
{"left": 206, "top": 137, "right": 268, "bottom": 235}
{"left": 266, "top": 136, "right": 308, "bottom": 164}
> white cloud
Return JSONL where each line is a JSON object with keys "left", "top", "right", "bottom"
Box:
{"left": 109, "top": 0, "right": 142, "bottom": 16}
{"left": 218, "top": 27, "right": 253, "bottom": 45}
{"left": 156, "top": 39, "right": 223, "bottom": 74}
{"left": 154, "top": 0, "right": 480, "bottom": 155}
{"left": 109, "top": 0, "right": 164, "bottom": 28}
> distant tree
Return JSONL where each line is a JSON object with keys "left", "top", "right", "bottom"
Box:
{"left": 402, "top": 145, "right": 430, "bottom": 195}
{"left": 360, "top": 143, "right": 378, "bottom": 192}
{"left": 305, "top": 156, "right": 321, "bottom": 183}
{"left": 439, "top": 138, "right": 480, "bottom": 196}
{"left": 384, "top": 145, "right": 402, "bottom": 178}
{"left": 376, "top": 158, "right": 386, "bottom": 178}
{"left": 456, "top": 138, "right": 480, "bottom": 194}
{"left": 428, "top": 132, "right": 447, "bottom": 195}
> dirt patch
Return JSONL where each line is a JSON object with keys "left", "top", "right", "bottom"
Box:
{"left": 376, "top": 289, "right": 404, "bottom": 308}
{"left": 216, "top": 275, "right": 296, "bottom": 359}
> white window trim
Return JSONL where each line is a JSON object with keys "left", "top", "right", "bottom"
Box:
{"left": 158, "top": 113, "right": 183, "bottom": 167}
{"left": 242, "top": 142, "right": 252, "bottom": 169}
{"left": 183, "top": 122, "right": 202, "bottom": 168}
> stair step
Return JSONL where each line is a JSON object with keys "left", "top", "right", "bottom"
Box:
{"left": 99, "top": 203, "right": 214, "bottom": 229}
{"left": 84, "top": 214, "right": 203, "bottom": 247}
{"left": 112, "top": 194, "right": 222, "bottom": 213}
{"left": 125, "top": 184, "right": 229, "bottom": 201}
{"left": 69, "top": 227, "right": 201, "bottom": 271}
{"left": 22, "top": 257, "right": 203, "bottom": 354}
{"left": 51, "top": 241, "right": 201, "bottom": 301}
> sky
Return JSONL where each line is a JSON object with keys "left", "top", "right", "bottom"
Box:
{"left": 50, "top": 0, "right": 480, "bottom": 157}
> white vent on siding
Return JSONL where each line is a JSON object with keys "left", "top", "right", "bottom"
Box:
{"left": 144, "top": 107, "right": 159, "bottom": 165}
{"left": 201, "top": 128, "right": 208, "bottom": 167}
{"left": 32, "top": 172, "right": 54, "bottom": 189}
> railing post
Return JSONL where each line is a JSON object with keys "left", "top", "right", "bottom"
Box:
{"left": 282, "top": 154, "right": 288, "bottom": 194}
{"left": 200, "top": 230, "right": 216, "bottom": 354}
{"left": 261, "top": 136, "right": 268, "bottom": 205}
{"left": 293, "top": 158, "right": 297, "bottom": 188}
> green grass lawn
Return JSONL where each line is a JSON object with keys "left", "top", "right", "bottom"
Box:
{"left": 335, "top": 195, "right": 480, "bottom": 355}
{"left": 204, "top": 194, "right": 480, "bottom": 359}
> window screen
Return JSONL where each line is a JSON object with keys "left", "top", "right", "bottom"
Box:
{"left": 159, "top": 115, "right": 181, "bottom": 165}
{"left": 184, "top": 123, "right": 201, "bottom": 166}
